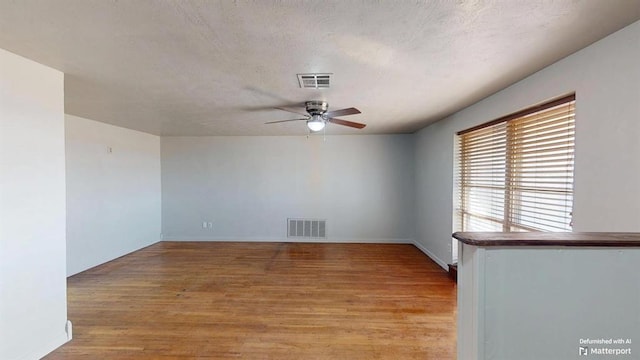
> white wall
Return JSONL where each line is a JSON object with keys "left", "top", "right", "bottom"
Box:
{"left": 0, "top": 49, "right": 68, "bottom": 360}
{"left": 162, "top": 135, "right": 415, "bottom": 243}
{"left": 415, "top": 20, "right": 640, "bottom": 266}
{"left": 65, "top": 115, "right": 161, "bottom": 276}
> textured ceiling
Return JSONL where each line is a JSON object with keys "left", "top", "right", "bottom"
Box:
{"left": 1, "top": 1, "right": 639, "bottom": 136}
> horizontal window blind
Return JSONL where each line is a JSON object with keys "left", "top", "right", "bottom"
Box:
{"left": 457, "top": 95, "right": 575, "bottom": 232}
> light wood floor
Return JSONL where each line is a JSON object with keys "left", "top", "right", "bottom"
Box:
{"left": 45, "top": 242, "right": 456, "bottom": 359}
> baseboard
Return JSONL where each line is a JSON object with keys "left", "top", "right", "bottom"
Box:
{"left": 68, "top": 240, "right": 162, "bottom": 277}
{"left": 161, "top": 236, "right": 414, "bottom": 244}
{"left": 412, "top": 240, "right": 449, "bottom": 271}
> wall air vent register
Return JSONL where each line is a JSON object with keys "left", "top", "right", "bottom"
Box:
{"left": 287, "top": 218, "right": 327, "bottom": 239}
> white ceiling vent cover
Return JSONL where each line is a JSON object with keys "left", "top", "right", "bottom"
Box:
{"left": 297, "top": 73, "right": 331, "bottom": 89}
{"left": 288, "top": 218, "right": 327, "bottom": 239}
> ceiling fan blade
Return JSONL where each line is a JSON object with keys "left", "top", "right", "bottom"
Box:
{"left": 328, "top": 118, "right": 367, "bottom": 129}
{"left": 265, "top": 118, "right": 309, "bottom": 124}
{"left": 275, "top": 106, "right": 308, "bottom": 116}
{"left": 325, "top": 107, "right": 361, "bottom": 118}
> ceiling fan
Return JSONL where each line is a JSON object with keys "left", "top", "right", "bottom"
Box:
{"left": 265, "top": 101, "right": 366, "bottom": 132}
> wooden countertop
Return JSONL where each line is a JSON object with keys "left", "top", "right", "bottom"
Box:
{"left": 452, "top": 232, "right": 640, "bottom": 247}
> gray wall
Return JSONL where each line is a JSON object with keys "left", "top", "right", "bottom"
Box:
{"left": 161, "top": 135, "right": 415, "bottom": 242}
{"left": 415, "top": 20, "right": 640, "bottom": 266}
{"left": 482, "top": 247, "right": 640, "bottom": 360}
{"left": 0, "top": 48, "right": 68, "bottom": 360}
{"left": 65, "top": 114, "right": 161, "bottom": 276}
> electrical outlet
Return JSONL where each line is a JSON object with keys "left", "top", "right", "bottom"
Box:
{"left": 207, "top": 222, "right": 213, "bottom": 229}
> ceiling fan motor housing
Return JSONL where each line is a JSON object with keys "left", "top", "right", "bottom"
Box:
{"left": 305, "top": 101, "right": 328, "bottom": 116}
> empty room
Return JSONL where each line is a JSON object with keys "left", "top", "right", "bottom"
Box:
{"left": 1, "top": 1, "right": 639, "bottom": 359}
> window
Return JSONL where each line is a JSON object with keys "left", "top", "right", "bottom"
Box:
{"left": 456, "top": 94, "right": 575, "bottom": 232}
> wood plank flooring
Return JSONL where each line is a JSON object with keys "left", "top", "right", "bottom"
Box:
{"left": 44, "top": 242, "right": 456, "bottom": 359}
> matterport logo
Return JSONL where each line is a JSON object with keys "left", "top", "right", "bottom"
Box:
{"left": 579, "top": 338, "right": 633, "bottom": 356}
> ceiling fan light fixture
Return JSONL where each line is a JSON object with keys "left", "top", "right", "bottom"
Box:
{"left": 266, "top": 101, "right": 365, "bottom": 131}
{"left": 307, "top": 114, "right": 325, "bottom": 132}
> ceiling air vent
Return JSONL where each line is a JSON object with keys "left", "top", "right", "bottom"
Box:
{"left": 297, "top": 73, "right": 332, "bottom": 89}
